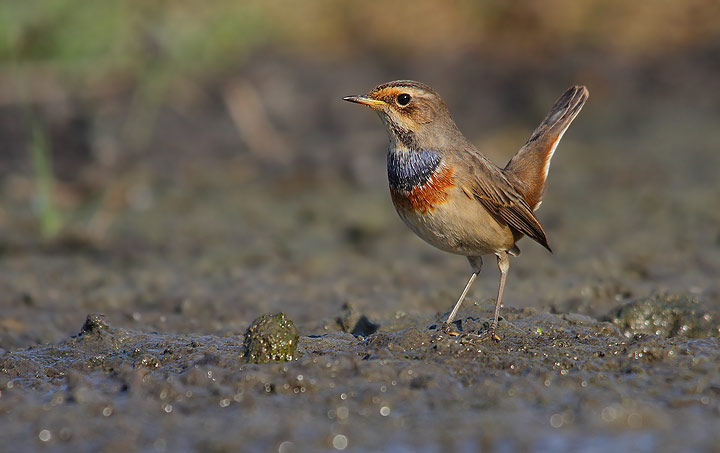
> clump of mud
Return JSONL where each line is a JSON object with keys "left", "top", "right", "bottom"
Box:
{"left": 611, "top": 293, "right": 720, "bottom": 338}
{"left": 336, "top": 302, "right": 380, "bottom": 337}
{"left": 243, "top": 313, "right": 299, "bottom": 363}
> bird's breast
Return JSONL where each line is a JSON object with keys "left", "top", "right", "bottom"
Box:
{"left": 387, "top": 149, "right": 455, "bottom": 214}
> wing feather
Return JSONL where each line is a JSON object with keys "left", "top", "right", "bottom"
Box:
{"left": 461, "top": 155, "right": 552, "bottom": 252}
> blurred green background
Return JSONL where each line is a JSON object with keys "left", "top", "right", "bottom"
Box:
{"left": 1, "top": 0, "right": 719, "bottom": 241}
{"left": 1, "top": 1, "right": 720, "bottom": 324}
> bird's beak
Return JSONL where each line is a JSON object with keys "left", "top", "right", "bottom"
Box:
{"left": 342, "top": 95, "right": 387, "bottom": 108}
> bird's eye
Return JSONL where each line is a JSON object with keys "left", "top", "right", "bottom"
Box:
{"left": 396, "top": 93, "right": 411, "bottom": 106}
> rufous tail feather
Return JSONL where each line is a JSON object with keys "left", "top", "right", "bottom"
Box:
{"left": 504, "top": 86, "right": 589, "bottom": 210}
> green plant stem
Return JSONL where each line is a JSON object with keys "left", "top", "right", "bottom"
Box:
{"left": 29, "top": 119, "right": 62, "bottom": 239}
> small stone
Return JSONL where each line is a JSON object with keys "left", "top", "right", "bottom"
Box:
{"left": 243, "top": 313, "right": 299, "bottom": 364}
{"left": 80, "top": 313, "right": 109, "bottom": 334}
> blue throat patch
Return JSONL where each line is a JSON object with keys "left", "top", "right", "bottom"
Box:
{"left": 387, "top": 149, "right": 442, "bottom": 192}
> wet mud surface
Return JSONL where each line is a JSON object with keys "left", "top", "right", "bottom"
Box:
{"left": 2, "top": 55, "right": 720, "bottom": 451}
{"left": 3, "top": 308, "right": 720, "bottom": 452}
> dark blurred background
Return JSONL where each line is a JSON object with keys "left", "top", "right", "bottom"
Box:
{"left": 1, "top": 0, "right": 720, "bottom": 344}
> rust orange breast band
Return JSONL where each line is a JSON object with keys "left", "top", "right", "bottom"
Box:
{"left": 390, "top": 165, "right": 455, "bottom": 213}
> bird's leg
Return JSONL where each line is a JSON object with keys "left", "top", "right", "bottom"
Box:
{"left": 443, "top": 256, "right": 482, "bottom": 334}
{"left": 488, "top": 251, "right": 510, "bottom": 340}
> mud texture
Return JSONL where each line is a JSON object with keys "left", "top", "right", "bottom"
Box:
{"left": 612, "top": 294, "right": 720, "bottom": 339}
{"left": 2, "top": 54, "right": 720, "bottom": 451}
{"left": 3, "top": 308, "right": 720, "bottom": 451}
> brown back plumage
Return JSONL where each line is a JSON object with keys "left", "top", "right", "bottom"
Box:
{"left": 505, "top": 86, "right": 589, "bottom": 210}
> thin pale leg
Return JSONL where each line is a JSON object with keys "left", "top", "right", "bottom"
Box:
{"left": 488, "top": 251, "right": 510, "bottom": 339}
{"left": 445, "top": 256, "right": 482, "bottom": 325}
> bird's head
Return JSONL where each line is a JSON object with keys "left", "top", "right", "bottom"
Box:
{"left": 343, "top": 80, "right": 462, "bottom": 150}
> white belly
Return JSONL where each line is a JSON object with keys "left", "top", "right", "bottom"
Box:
{"left": 392, "top": 185, "right": 515, "bottom": 257}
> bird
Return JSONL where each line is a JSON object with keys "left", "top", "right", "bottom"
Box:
{"left": 343, "top": 80, "right": 588, "bottom": 340}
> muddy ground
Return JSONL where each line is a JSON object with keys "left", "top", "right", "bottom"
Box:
{"left": 1, "top": 53, "right": 720, "bottom": 451}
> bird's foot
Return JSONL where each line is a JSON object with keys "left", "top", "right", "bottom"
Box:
{"left": 441, "top": 322, "right": 461, "bottom": 337}
{"left": 484, "top": 322, "right": 502, "bottom": 342}
{"left": 484, "top": 329, "right": 502, "bottom": 343}
{"left": 455, "top": 329, "right": 501, "bottom": 343}
{"left": 440, "top": 321, "right": 501, "bottom": 342}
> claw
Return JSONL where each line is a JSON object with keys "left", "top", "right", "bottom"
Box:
{"left": 442, "top": 322, "right": 460, "bottom": 336}
{"left": 487, "top": 325, "right": 502, "bottom": 342}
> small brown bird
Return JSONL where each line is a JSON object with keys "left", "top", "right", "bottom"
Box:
{"left": 344, "top": 81, "right": 588, "bottom": 339}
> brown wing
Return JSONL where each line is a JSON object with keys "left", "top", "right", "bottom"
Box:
{"left": 462, "top": 155, "right": 552, "bottom": 252}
